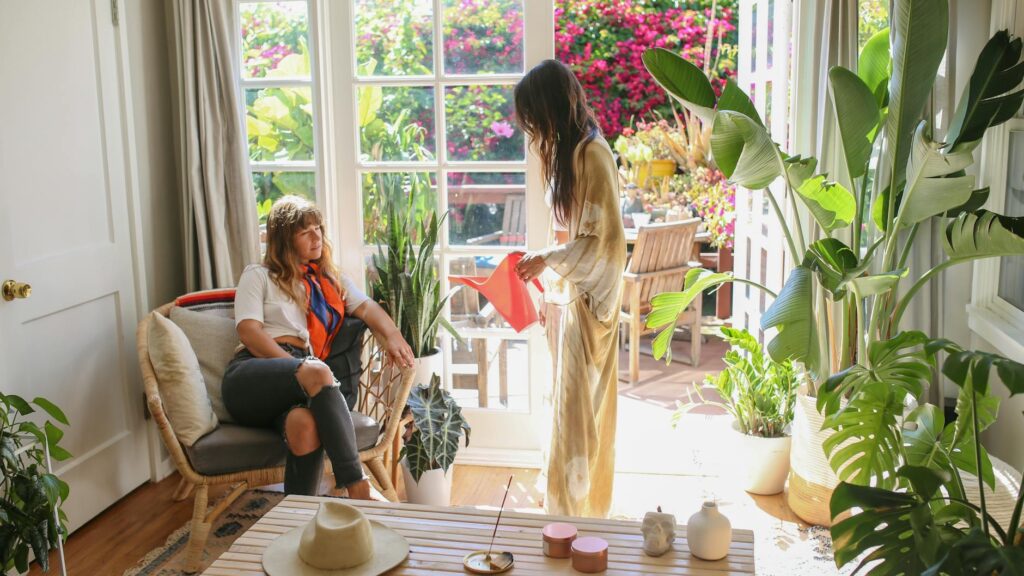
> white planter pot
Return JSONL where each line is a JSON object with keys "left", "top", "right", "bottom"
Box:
{"left": 730, "top": 420, "right": 791, "bottom": 495}
{"left": 401, "top": 458, "right": 453, "bottom": 506}
{"left": 788, "top": 394, "right": 842, "bottom": 526}
{"left": 412, "top": 347, "right": 444, "bottom": 389}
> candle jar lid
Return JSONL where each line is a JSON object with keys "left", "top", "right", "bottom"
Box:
{"left": 542, "top": 523, "right": 577, "bottom": 543}
{"left": 571, "top": 536, "right": 608, "bottom": 557}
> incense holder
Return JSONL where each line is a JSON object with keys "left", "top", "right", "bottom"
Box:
{"left": 463, "top": 551, "right": 514, "bottom": 574}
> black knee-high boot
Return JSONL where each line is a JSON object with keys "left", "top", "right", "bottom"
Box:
{"left": 284, "top": 447, "right": 324, "bottom": 495}
{"left": 308, "top": 385, "right": 364, "bottom": 487}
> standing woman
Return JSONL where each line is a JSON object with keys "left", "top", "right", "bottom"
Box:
{"left": 222, "top": 196, "right": 414, "bottom": 498}
{"left": 514, "top": 60, "right": 627, "bottom": 518}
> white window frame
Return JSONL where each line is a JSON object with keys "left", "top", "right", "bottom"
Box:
{"left": 236, "top": 0, "right": 325, "bottom": 208}
{"left": 318, "top": 0, "right": 552, "bottom": 466}
{"left": 968, "top": 0, "right": 1024, "bottom": 361}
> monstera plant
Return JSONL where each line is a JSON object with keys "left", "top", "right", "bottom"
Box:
{"left": 401, "top": 374, "right": 471, "bottom": 483}
{"left": 643, "top": 0, "right": 1024, "bottom": 486}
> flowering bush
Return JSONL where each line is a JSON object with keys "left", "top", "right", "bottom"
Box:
{"left": 685, "top": 167, "right": 736, "bottom": 249}
{"left": 556, "top": 0, "right": 738, "bottom": 137}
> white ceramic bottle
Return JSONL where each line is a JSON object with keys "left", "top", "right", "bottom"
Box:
{"left": 686, "top": 501, "right": 732, "bottom": 561}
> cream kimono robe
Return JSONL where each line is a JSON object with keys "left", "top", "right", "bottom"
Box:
{"left": 539, "top": 136, "right": 626, "bottom": 518}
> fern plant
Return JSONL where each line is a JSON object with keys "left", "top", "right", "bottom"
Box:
{"left": 401, "top": 374, "right": 471, "bottom": 482}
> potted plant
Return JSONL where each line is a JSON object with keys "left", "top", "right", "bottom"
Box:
{"left": 370, "top": 193, "right": 461, "bottom": 388}
{"left": 400, "top": 374, "right": 471, "bottom": 506}
{"left": 0, "top": 393, "right": 71, "bottom": 574}
{"left": 643, "top": 2, "right": 1024, "bottom": 526}
{"left": 677, "top": 327, "right": 798, "bottom": 495}
{"left": 830, "top": 342, "right": 1024, "bottom": 574}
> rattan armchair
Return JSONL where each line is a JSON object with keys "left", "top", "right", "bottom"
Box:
{"left": 137, "top": 300, "right": 414, "bottom": 572}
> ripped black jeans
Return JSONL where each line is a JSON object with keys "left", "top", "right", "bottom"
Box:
{"left": 222, "top": 342, "right": 364, "bottom": 495}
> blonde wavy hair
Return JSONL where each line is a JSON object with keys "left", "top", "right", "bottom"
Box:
{"left": 264, "top": 195, "right": 342, "bottom": 305}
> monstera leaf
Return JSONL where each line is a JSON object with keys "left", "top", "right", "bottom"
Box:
{"left": 402, "top": 374, "right": 471, "bottom": 482}
{"left": 946, "top": 30, "right": 1024, "bottom": 151}
{"left": 923, "top": 527, "right": 1024, "bottom": 576}
{"left": 823, "top": 381, "right": 907, "bottom": 487}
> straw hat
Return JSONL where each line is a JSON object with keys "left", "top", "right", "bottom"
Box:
{"left": 263, "top": 501, "right": 409, "bottom": 576}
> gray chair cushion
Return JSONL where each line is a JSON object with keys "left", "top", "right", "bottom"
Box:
{"left": 185, "top": 412, "right": 381, "bottom": 477}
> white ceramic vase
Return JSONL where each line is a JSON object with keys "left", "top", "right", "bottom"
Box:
{"left": 401, "top": 458, "right": 453, "bottom": 506}
{"left": 686, "top": 501, "right": 732, "bottom": 561}
{"left": 411, "top": 347, "right": 443, "bottom": 389}
{"left": 731, "top": 420, "right": 792, "bottom": 495}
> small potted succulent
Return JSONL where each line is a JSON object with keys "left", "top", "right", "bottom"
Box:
{"left": 400, "top": 375, "right": 471, "bottom": 506}
{"left": 676, "top": 327, "right": 798, "bottom": 495}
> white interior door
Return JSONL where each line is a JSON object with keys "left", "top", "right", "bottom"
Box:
{"left": 0, "top": 0, "right": 149, "bottom": 532}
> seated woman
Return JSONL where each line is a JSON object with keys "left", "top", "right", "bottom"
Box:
{"left": 222, "top": 196, "right": 414, "bottom": 498}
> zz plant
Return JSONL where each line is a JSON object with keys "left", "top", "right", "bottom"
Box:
{"left": 642, "top": 0, "right": 1024, "bottom": 489}
{"left": 0, "top": 393, "right": 71, "bottom": 573}
{"left": 401, "top": 374, "right": 471, "bottom": 482}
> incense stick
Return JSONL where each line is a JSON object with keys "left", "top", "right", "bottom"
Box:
{"left": 486, "top": 475, "right": 514, "bottom": 560}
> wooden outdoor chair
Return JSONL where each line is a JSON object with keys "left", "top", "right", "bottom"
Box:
{"left": 620, "top": 218, "right": 704, "bottom": 383}
{"left": 137, "top": 299, "right": 414, "bottom": 572}
{"left": 448, "top": 258, "right": 509, "bottom": 408}
{"left": 466, "top": 194, "right": 526, "bottom": 246}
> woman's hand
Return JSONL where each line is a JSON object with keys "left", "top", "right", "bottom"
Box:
{"left": 515, "top": 251, "right": 547, "bottom": 283}
{"left": 384, "top": 330, "right": 415, "bottom": 369}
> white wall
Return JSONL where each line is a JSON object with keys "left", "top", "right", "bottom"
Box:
{"left": 126, "top": 0, "right": 185, "bottom": 311}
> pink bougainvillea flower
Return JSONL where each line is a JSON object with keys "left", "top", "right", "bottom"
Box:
{"left": 491, "top": 120, "right": 515, "bottom": 138}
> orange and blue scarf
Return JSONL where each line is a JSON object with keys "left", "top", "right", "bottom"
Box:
{"left": 302, "top": 263, "right": 345, "bottom": 359}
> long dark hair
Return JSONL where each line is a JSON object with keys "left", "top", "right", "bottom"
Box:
{"left": 514, "top": 59, "right": 600, "bottom": 228}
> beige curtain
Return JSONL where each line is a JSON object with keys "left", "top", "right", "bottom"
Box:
{"left": 169, "top": 0, "right": 259, "bottom": 291}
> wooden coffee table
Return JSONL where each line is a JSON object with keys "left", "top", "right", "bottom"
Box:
{"left": 202, "top": 495, "right": 755, "bottom": 574}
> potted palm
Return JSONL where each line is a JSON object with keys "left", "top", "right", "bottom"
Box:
{"left": 677, "top": 327, "right": 798, "bottom": 495}
{"left": 642, "top": 1, "right": 1024, "bottom": 526}
{"left": 0, "top": 393, "right": 71, "bottom": 574}
{"left": 370, "top": 193, "right": 461, "bottom": 388}
{"left": 400, "top": 375, "right": 471, "bottom": 506}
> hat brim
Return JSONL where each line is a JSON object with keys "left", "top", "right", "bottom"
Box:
{"left": 263, "top": 520, "right": 410, "bottom": 576}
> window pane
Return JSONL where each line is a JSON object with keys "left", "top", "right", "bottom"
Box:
{"left": 361, "top": 171, "right": 438, "bottom": 244}
{"left": 448, "top": 172, "right": 526, "bottom": 246}
{"left": 359, "top": 86, "right": 436, "bottom": 162}
{"left": 253, "top": 171, "right": 316, "bottom": 223}
{"left": 444, "top": 85, "right": 524, "bottom": 161}
{"left": 246, "top": 87, "right": 314, "bottom": 162}
{"left": 241, "top": 2, "right": 310, "bottom": 79}
{"left": 442, "top": 0, "right": 524, "bottom": 75}
{"left": 354, "top": 0, "right": 434, "bottom": 76}
{"left": 858, "top": 0, "right": 890, "bottom": 53}
{"left": 448, "top": 334, "right": 528, "bottom": 410}
{"left": 998, "top": 131, "right": 1024, "bottom": 311}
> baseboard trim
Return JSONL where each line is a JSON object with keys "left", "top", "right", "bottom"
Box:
{"left": 455, "top": 446, "right": 543, "bottom": 469}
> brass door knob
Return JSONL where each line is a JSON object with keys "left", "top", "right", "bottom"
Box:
{"left": 2, "top": 280, "right": 31, "bottom": 301}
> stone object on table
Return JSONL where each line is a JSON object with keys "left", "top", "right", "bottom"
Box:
{"left": 641, "top": 506, "right": 676, "bottom": 557}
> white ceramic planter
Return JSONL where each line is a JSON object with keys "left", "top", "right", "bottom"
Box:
{"left": 788, "top": 394, "right": 842, "bottom": 526}
{"left": 401, "top": 458, "right": 453, "bottom": 506}
{"left": 730, "top": 420, "right": 792, "bottom": 495}
{"left": 412, "top": 347, "right": 444, "bottom": 389}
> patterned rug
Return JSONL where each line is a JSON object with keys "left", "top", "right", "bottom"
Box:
{"left": 123, "top": 489, "right": 285, "bottom": 576}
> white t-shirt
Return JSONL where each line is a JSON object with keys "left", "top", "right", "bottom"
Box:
{"left": 234, "top": 264, "right": 370, "bottom": 347}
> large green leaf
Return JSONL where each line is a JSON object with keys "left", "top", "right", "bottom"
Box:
{"left": 903, "top": 404, "right": 965, "bottom": 499}
{"left": 884, "top": 0, "right": 949, "bottom": 185}
{"left": 830, "top": 466, "right": 950, "bottom": 574}
{"left": 897, "top": 122, "right": 976, "bottom": 226}
{"left": 859, "top": 27, "right": 892, "bottom": 106}
{"left": 783, "top": 155, "right": 818, "bottom": 190}
{"left": 711, "top": 110, "right": 782, "bottom": 190}
{"left": 795, "top": 175, "right": 857, "bottom": 232}
{"left": 946, "top": 30, "right": 1024, "bottom": 151}
{"left": 716, "top": 79, "right": 763, "bottom": 126}
{"left": 803, "top": 238, "right": 859, "bottom": 299}
{"left": 818, "top": 330, "right": 931, "bottom": 416}
{"left": 642, "top": 48, "right": 717, "bottom": 123}
{"left": 647, "top": 269, "right": 734, "bottom": 362}
{"left": 829, "top": 66, "right": 881, "bottom": 180}
{"left": 402, "top": 374, "right": 470, "bottom": 481}
{"left": 943, "top": 210, "right": 1024, "bottom": 260}
{"left": 924, "top": 527, "right": 1024, "bottom": 576}
{"left": 760, "top": 267, "right": 818, "bottom": 375}
{"left": 824, "top": 382, "right": 906, "bottom": 487}
{"left": 848, "top": 267, "right": 908, "bottom": 297}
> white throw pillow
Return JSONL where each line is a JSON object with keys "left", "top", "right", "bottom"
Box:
{"left": 169, "top": 306, "right": 240, "bottom": 422}
{"left": 148, "top": 312, "right": 218, "bottom": 446}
